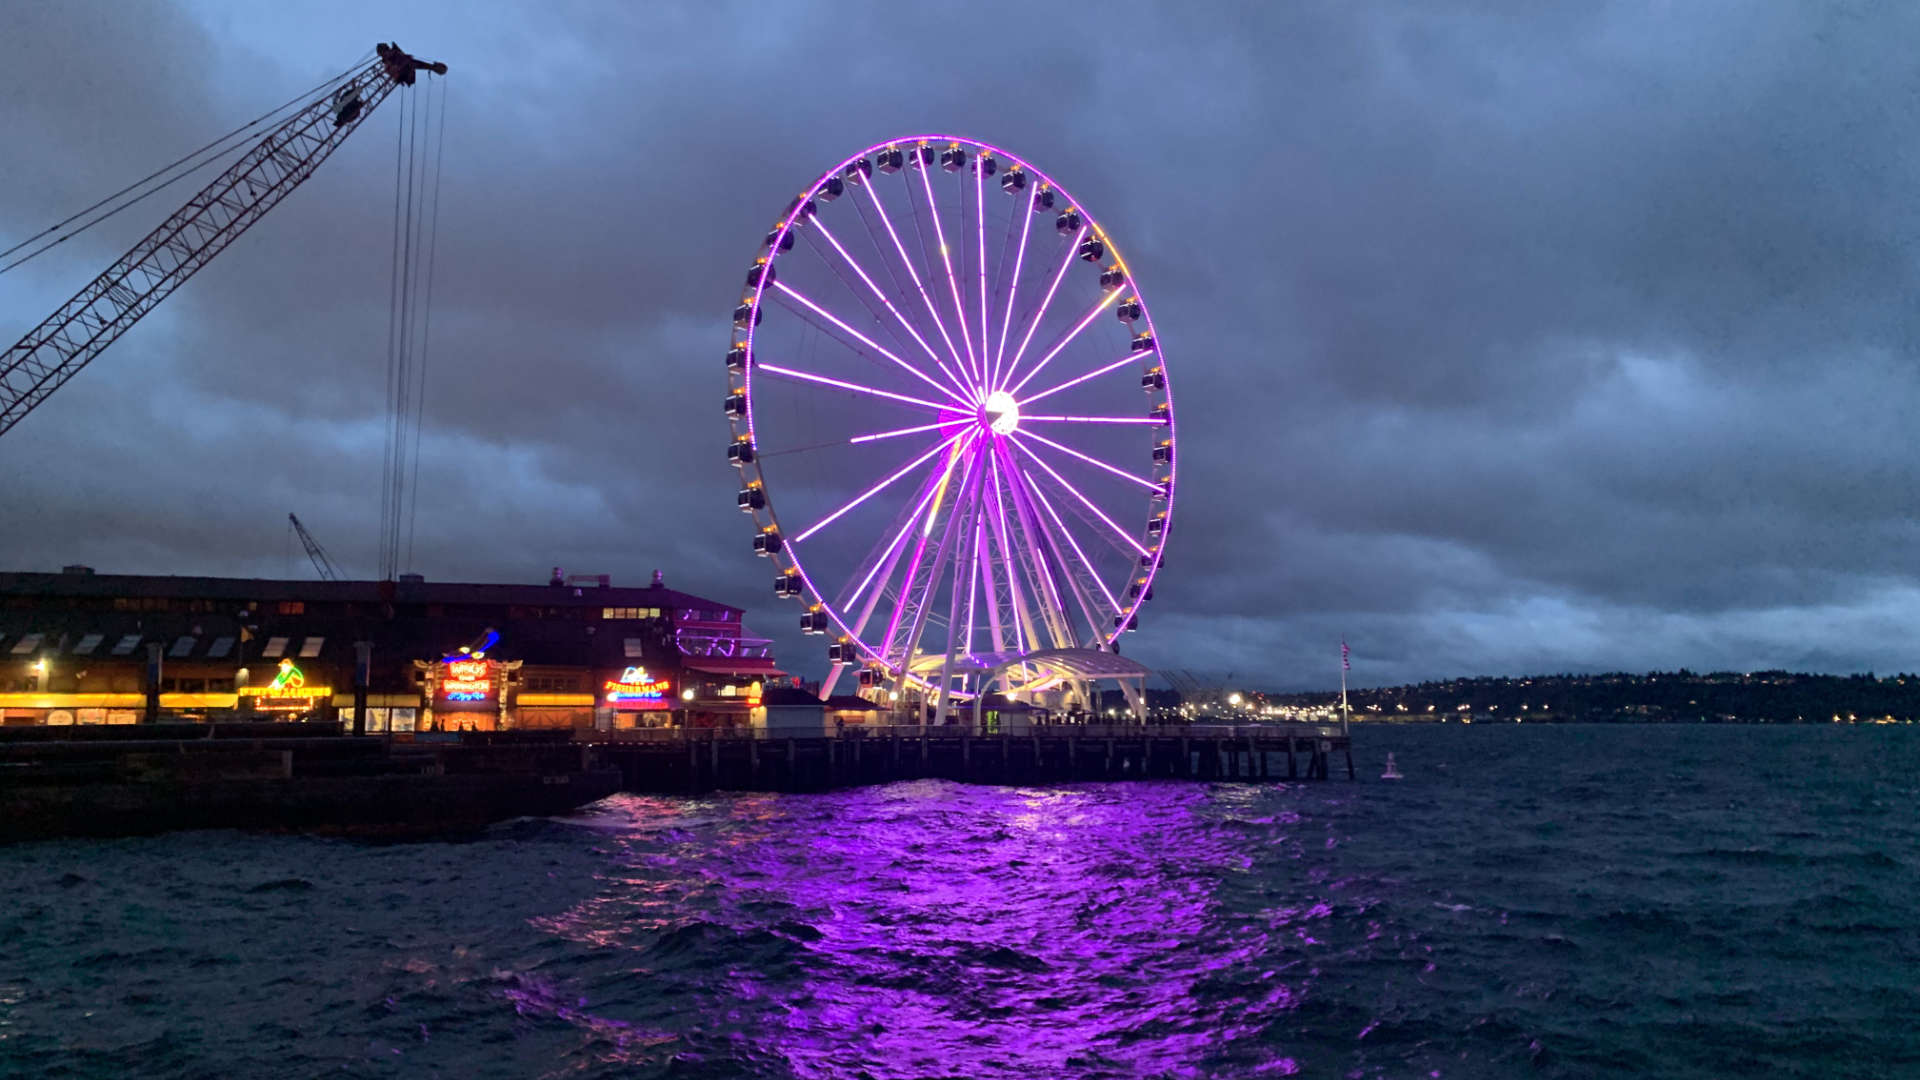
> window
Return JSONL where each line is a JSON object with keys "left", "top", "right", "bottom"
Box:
{"left": 10, "top": 633, "right": 42, "bottom": 655}
{"left": 72, "top": 633, "right": 103, "bottom": 655}
{"left": 623, "top": 637, "right": 646, "bottom": 658}
{"left": 277, "top": 601, "right": 305, "bottom": 615}
{"left": 298, "top": 637, "right": 324, "bottom": 658}
{"left": 602, "top": 607, "right": 662, "bottom": 620}
{"left": 262, "top": 636, "right": 289, "bottom": 658}
{"left": 169, "top": 636, "right": 197, "bottom": 658}
{"left": 111, "top": 634, "right": 141, "bottom": 656}
{"left": 207, "top": 636, "right": 234, "bottom": 659}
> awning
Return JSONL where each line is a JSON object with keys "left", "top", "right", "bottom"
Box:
{"left": 681, "top": 658, "right": 786, "bottom": 677}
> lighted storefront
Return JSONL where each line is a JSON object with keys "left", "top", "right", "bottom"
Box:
{"left": 603, "top": 665, "right": 672, "bottom": 728}
{"left": 239, "top": 658, "right": 332, "bottom": 716}
{"left": 413, "top": 655, "right": 519, "bottom": 732}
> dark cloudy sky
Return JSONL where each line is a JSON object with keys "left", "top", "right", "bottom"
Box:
{"left": 4, "top": 1, "right": 1918, "bottom": 689}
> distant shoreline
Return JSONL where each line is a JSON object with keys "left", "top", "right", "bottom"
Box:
{"left": 1226, "top": 669, "right": 1920, "bottom": 725}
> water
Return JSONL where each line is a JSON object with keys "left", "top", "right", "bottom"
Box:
{"left": 2, "top": 725, "right": 1915, "bottom": 1079}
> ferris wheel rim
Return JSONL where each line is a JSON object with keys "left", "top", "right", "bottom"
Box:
{"left": 729, "top": 133, "right": 1176, "bottom": 687}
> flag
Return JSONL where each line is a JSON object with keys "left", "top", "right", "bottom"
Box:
{"left": 1341, "top": 639, "right": 1350, "bottom": 671}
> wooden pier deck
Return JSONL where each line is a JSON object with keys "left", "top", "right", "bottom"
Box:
{"left": 590, "top": 723, "right": 1354, "bottom": 794}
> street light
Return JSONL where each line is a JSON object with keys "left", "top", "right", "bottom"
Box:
{"left": 1227, "top": 692, "right": 1242, "bottom": 707}
{"left": 680, "top": 688, "right": 695, "bottom": 702}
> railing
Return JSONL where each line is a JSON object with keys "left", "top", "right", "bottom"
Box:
{"left": 590, "top": 722, "right": 1345, "bottom": 743}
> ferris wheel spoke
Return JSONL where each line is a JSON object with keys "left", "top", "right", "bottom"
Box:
{"left": 1011, "top": 436, "right": 1149, "bottom": 557}
{"left": 991, "top": 178, "right": 1037, "bottom": 393}
{"left": 1018, "top": 353, "right": 1139, "bottom": 409}
{"left": 798, "top": 229, "right": 926, "bottom": 380}
{"left": 915, "top": 159, "right": 979, "bottom": 389}
{"left": 863, "top": 180, "right": 970, "bottom": 394}
{"left": 961, "top": 514, "right": 983, "bottom": 663}
{"left": 879, "top": 436, "right": 980, "bottom": 669}
{"left": 1000, "top": 459, "right": 1066, "bottom": 625}
{"left": 807, "top": 217, "right": 971, "bottom": 402}
{"left": 991, "top": 444, "right": 1067, "bottom": 649}
{"left": 769, "top": 281, "right": 972, "bottom": 408}
{"left": 974, "top": 159, "right": 991, "bottom": 398}
{"left": 844, "top": 467, "right": 945, "bottom": 614}
{"left": 1008, "top": 466, "right": 1108, "bottom": 647}
{"left": 1000, "top": 227, "right": 1084, "bottom": 394}
{"left": 849, "top": 419, "right": 957, "bottom": 445}
{"left": 985, "top": 450, "right": 1031, "bottom": 653}
{"left": 1012, "top": 429, "right": 1162, "bottom": 493}
{"left": 1004, "top": 288, "right": 1125, "bottom": 398}
{"left": 1024, "top": 472, "right": 1123, "bottom": 618}
{"left": 755, "top": 362, "right": 950, "bottom": 413}
{"left": 791, "top": 429, "right": 967, "bottom": 545}
{"left": 1023, "top": 414, "right": 1166, "bottom": 425}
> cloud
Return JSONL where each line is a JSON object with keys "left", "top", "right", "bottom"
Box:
{"left": 5, "top": 1, "right": 1917, "bottom": 687}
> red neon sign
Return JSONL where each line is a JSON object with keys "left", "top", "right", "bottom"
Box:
{"left": 438, "top": 658, "right": 495, "bottom": 706}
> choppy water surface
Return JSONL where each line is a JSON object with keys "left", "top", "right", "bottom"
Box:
{"left": 2, "top": 725, "right": 1916, "bottom": 1079}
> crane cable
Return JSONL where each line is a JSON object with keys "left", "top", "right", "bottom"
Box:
{"left": 0, "top": 50, "right": 376, "bottom": 276}
{"left": 377, "top": 70, "right": 447, "bottom": 581}
{"left": 404, "top": 81, "right": 449, "bottom": 575}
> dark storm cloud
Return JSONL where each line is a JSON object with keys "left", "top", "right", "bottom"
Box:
{"left": 5, "top": 1, "right": 1919, "bottom": 687}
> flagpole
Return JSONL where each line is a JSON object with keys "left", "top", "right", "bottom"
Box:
{"left": 1340, "top": 637, "right": 1350, "bottom": 737}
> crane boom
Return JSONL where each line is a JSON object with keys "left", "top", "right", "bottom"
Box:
{"left": 289, "top": 512, "right": 342, "bottom": 581}
{"left": 0, "top": 42, "right": 446, "bottom": 438}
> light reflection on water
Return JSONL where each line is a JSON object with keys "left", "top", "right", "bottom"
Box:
{"left": 532, "top": 781, "right": 1342, "bottom": 1078}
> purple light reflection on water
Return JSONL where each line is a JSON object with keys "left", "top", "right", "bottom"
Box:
{"left": 536, "top": 781, "right": 1363, "bottom": 1079}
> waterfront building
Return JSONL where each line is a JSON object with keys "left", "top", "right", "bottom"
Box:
{"left": 0, "top": 567, "right": 782, "bottom": 732}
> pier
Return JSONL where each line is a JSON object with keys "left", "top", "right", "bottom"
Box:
{"left": 591, "top": 723, "right": 1354, "bottom": 794}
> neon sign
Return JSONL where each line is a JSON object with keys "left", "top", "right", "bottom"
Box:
{"left": 440, "top": 659, "right": 494, "bottom": 703}
{"left": 239, "top": 658, "right": 331, "bottom": 708}
{"left": 604, "top": 666, "right": 670, "bottom": 708}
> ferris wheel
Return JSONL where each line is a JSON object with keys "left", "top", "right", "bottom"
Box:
{"left": 724, "top": 135, "right": 1173, "bottom": 706}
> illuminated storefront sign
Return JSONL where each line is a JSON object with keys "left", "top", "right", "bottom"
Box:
{"left": 436, "top": 658, "right": 497, "bottom": 711}
{"left": 239, "top": 659, "right": 332, "bottom": 710}
{"left": 604, "top": 666, "right": 670, "bottom": 708}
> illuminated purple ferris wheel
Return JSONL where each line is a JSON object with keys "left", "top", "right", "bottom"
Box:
{"left": 725, "top": 135, "right": 1173, "bottom": 703}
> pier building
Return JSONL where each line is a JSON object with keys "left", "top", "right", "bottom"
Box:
{"left": 0, "top": 567, "right": 782, "bottom": 733}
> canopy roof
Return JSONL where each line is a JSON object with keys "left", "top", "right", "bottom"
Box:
{"left": 907, "top": 647, "right": 1151, "bottom": 681}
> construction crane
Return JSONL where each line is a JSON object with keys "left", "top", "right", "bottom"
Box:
{"left": 288, "top": 513, "right": 342, "bottom": 581}
{"left": 0, "top": 42, "right": 447, "bottom": 438}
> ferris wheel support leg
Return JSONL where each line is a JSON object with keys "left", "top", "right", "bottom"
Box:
{"left": 838, "top": 468, "right": 946, "bottom": 702}
{"left": 894, "top": 457, "right": 975, "bottom": 718}
{"left": 817, "top": 663, "right": 846, "bottom": 702}
{"left": 932, "top": 467, "right": 985, "bottom": 728}
{"left": 891, "top": 449, "right": 980, "bottom": 721}
{"left": 1119, "top": 676, "right": 1146, "bottom": 724}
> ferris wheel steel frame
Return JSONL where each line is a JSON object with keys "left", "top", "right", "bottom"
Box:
{"left": 725, "top": 134, "right": 1175, "bottom": 708}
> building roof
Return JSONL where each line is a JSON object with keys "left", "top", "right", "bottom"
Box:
{"left": 0, "top": 570, "right": 742, "bottom": 615}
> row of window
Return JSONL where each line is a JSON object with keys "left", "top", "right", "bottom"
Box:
{"left": 1, "top": 632, "right": 327, "bottom": 660}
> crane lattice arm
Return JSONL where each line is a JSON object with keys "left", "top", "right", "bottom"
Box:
{"left": 288, "top": 513, "right": 342, "bottom": 581}
{"left": 0, "top": 43, "right": 446, "bottom": 438}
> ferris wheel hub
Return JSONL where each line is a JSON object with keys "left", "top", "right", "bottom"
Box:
{"left": 981, "top": 390, "right": 1020, "bottom": 436}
